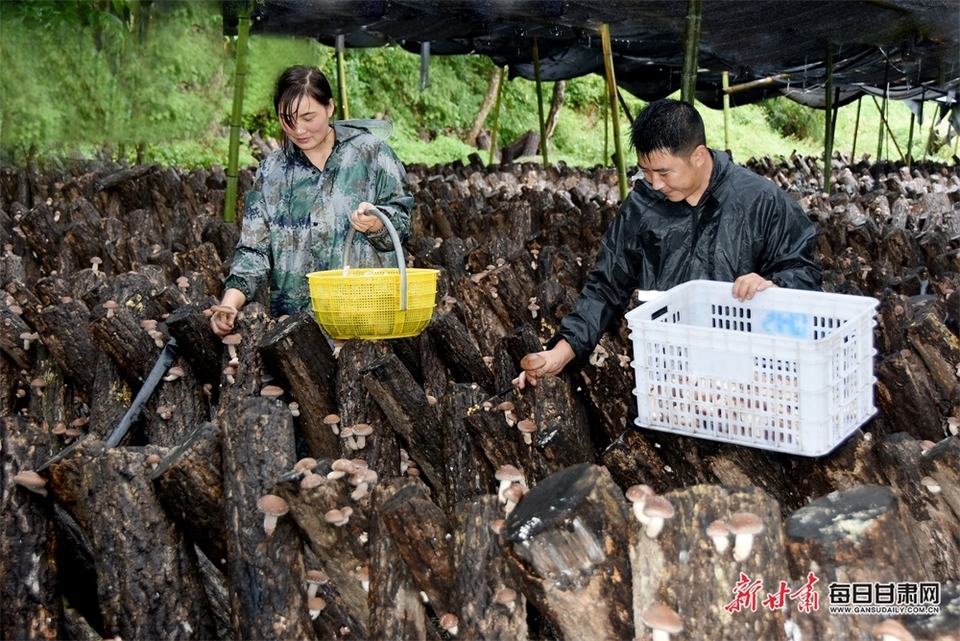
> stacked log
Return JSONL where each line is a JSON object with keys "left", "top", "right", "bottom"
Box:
{"left": 1, "top": 153, "right": 958, "bottom": 640}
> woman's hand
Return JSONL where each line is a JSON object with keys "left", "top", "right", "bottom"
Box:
{"left": 350, "top": 203, "right": 384, "bottom": 233}
{"left": 210, "top": 289, "right": 246, "bottom": 337}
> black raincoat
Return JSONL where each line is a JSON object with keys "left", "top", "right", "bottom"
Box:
{"left": 557, "top": 149, "right": 822, "bottom": 363}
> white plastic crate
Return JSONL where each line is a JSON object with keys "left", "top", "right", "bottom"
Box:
{"left": 625, "top": 280, "right": 878, "bottom": 456}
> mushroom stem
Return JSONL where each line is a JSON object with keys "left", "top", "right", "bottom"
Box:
{"left": 263, "top": 514, "right": 279, "bottom": 536}
{"left": 733, "top": 533, "right": 756, "bottom": 561}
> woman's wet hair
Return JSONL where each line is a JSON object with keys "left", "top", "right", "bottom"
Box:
{"left": 631, "top": 99, "right": 706, "bottom": 158}
{"left": 274, "top": 65, "right": 334, "bottom": 130}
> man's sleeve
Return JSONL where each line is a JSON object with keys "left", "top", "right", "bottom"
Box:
{"left": 557, "top": 204, "right": 643, "bottom": 362}
{"left": 759, "top": 193, "right": 822, "bottom": 291}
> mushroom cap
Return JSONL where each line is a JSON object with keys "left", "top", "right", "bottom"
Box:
{"left": 306, "top": 569, "right": 328, "bottom": 584}
{"left": 352, "top": 423, "right": 374, "bottom": 437}
{"left": 870, "top": 619, "right": 914, "bottom": 641}
{"left": 503, "top": 483, "right": 526, "bottom": 503}
{"left": 495, "top": 464, "right": 524, "bottom": 483}
{"left": 324, "top": 508, "right": 346, "bottom": 524}
{"left": 323, "top": 413, "right": 341, "bottom": 425}
{"left": 439, "top": 613, "right": 458, "bottom": 631}
{"left": 516, "top": 418, "right": 537, "bottom": 433}
{"left": 145, "top": 453, "right": 162, "bottom": 465}
{"left": 259, "top": 384, "right": 284, "bottom": 398}
{"left": 331, "top": 458, "right": 358, "bottom": 473}
{"left": 13, "top": 470, "right": 46, "bottom": 491}
{"left": 103, "top": 300, "right": 120, "bottom": 310}
{"left": 496, "top": 401, "right": 515, "bottom": 412}
{"left": 257, "top": 494, "right": 289, "bottom": 517}
{"left": 641, "top": 603, "right": 684, "bottom": 634}
{"left": 355, "top": 565, "right": 370, "bottom": 581}
{"left": 625, "top": 484, "right": 655, "bottom": 503}
{"left": 307, "top": 596, "right": 327, "bottom": 611}
{"left": 294, "top": 457, "right": 318, "bottom": 473}
{"left": 222, "top": 333, "right": 242, "bottom": 346}
{"left": 495, "top": 587, "right": 517, "bottom": 605}
{"left": 140, "top": 319, "right": 158, "bottom": 331}
{"left": 52, "top": 422, "right": 67, "bottom": 435}
{"left": 166, "top": 366, "right": 185, "bottom": 378}
{"left": 729, "top": 511, "right": 764, "bottom": 535}
{"left": 706, "top": 520, "right": 730, "bottom": 537}
{"left": 642, "top": 495, "right": 675, "bottom": 519}
{"left": 300, "top": 473, "right": 323, "bottom": 490}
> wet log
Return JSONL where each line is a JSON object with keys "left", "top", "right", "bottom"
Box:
{"left": 367, "top": 477, "right": 439, "bottom": 641}
{"left": 442, "top": 384, "right": 495, "bottom": 506}
{"left": 452, "top": 495, "right": 528, "bottom": 639}
{"left": 905, "top": 305, "right": 960, "bottom": 401}
{"left": 785, "top": 484, "right": 929, "bottom": 640}
{"left": 151, "top": 421, "right": 226, "bottom": 571}
{"left": 516, "top": 374, "right": 596, "bottom": 481}
{"left": 19, "top": 202, "right": 63, "bottom": 273}
{"left": 379, "top": 481, "right": 457, "bottom": 615}
{"left": 501, "top": 463, "right": 634, "bottom": 640}
{"left": 918, "top": 436, "right": 960, "bottom": 532}
{"left": 258, "top": 311, "right": 339, "bottom": 459}
{"left": 453, "top": 278, "right": 513, "bottom": 363}
{"left": 361, "top": 353, "right": 445, "bottom": 497}
{"left": 631, "top": 484, "right": 789, "bottom": 641}
{"left": 146, "top": 357, "right": 209, "bottom": 448}
{"left": 36, "top": 298, "right": 98, "bottom": 395}
{"left": 875, "top": 349, "right": 946, "bottom": 442}
{"left": 0, "top": 416, "right": 60, "bottom": 641}
{"left": 427, "top": 306, "right": 497, "bottom": 391}
{"left": 219, "top": 395, "right": 312, "bottom": 640}
{"left": 94, "top": 164, "right": 156, "bottom": 192}
{"left": 164, "top": 299, "right": 223, "bottom": 387}
{"left": 44, "top": 439, "right": 216, "bottom": 640}
{"left": 874, "top": 433, "right": 960, "bottom": 581}
{"left": 276, "top": 461, "right": 371, "bottom": 628}
{"left": 88, "top": 304, "right": 156, "bottom": 385}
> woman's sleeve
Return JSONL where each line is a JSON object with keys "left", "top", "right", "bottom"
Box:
{"left": 363, "top": 141, "right": 414, "bottom": 251}
{"left": 223, "top": 167, "right": 272, "bottom": 299}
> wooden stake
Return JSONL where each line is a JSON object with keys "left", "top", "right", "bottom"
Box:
{"left": 601, "top": 24, "right": 628, "bottom": 202}
{"left": 223, "top": 0, "right": 251, "bottom": 223}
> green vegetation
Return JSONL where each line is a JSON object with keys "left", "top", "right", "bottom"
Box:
{"left": 2, "top": 1, "right": 956, "bottom": 171}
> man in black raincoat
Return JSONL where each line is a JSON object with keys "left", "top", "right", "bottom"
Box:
{"left": 514, "top": 98, "right": 821, "bottom": 390}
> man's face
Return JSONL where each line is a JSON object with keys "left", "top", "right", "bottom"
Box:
{"left": 638, "top": 146, "right": 710, "bottom": 206}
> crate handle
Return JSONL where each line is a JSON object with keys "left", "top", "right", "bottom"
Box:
{"left": 342, "top": 207, "right": 408, "bottom": 312}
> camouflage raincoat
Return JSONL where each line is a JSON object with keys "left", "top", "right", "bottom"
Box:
{"left": 224, "top": 120, "right": 413, "bottom": 317}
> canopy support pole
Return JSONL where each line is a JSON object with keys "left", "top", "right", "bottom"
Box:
{"left": 851, "top": 96, "right": 862, "bottom": 160}
{"left": 681, "top": 0, "right": 702, "bottom": 104}
{"left": 489, "top": 66, "right": 507, "bottom": 166}
{"left": 336, "top": 34, "right": 350, "bottom": 120}
{"left": 870, "top": 94, "right": 906, "bottom": 162}
{"left": 823, "top": 43, "right": 835, "bottom": 193}
{"left": 532, "top": 37, "right": 549, "bottom": 166}
{"left": 223, "top": 0, "right": 251, "bottom": 223}
{"left": 722, "top": 70, "right": 731, "bottom": 151}
{"left": 601, "top": 24, "right": 628, "bottom": 201}
{"left": 907, "top": 110, "right": 916, "bottom": 166}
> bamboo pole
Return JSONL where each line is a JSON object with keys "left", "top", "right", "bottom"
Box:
{"left": 601, "top": 24, "right": 628, "bottom": 201}
{"left": 823, "top": 44, "right": 834, "bottom": 193}
{"left": 870, "top": 94, "right": 905, "bottom": 162}
{"left": 851, "top": 96, "right": 862, "bottom": 160}
{"left": 722, "top": 70, "right": 731, "bottom": 150}
{"left": 489, "top": 66, "right": 507, "bottom": 166}
{"left": 724, "top": 73, "right": 790, "bottom": 94}
{"left": 532, "top": 37, "right": 549, "bottom": 166}
{"left": 680, "top": 0, "right": 703, "bottom": 104}
{"left": 336, "top": 35, "right": 350, "bottom": 120}
{"left": 906, "top": 110, "right": 916, "bottom": 166}
{"left": 223, "top": 0, "right": 252, "bottom": 223}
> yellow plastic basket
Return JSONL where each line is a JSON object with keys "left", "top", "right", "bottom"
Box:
{"left": 307, "top": 209, "right": 438, "bottom": 339}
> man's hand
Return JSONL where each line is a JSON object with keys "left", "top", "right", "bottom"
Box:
{"left": 732, "top": 273, "right": 777, "bottom": 301}
{"left": 512, "top": 339, "right": 576, "bottom": 389}
{"left": 210, "top": 288, "right": 246, "bottom": 337}
{"left": 350, "top": 202, "right": 384, "bottom": 233}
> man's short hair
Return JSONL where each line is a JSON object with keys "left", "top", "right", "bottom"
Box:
{"left": 631, "top": 99, "right": 707, "bottom": 158}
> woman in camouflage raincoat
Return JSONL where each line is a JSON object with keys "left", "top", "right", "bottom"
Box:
{"left": 211, "top": 65, "right": 413, "bottom": 337}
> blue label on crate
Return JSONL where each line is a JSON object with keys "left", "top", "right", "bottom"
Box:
{"left": 760, "top": 311, "right": 809, "bottom": 338}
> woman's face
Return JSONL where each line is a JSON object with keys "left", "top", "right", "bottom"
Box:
{"left": 280, "top": 94, "right": 335, "bottom": 153}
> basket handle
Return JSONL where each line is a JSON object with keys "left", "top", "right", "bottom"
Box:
{"left": 342, "top": 207, "right": 408, "bottom": 312}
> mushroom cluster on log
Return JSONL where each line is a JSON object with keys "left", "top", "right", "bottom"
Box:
{"left": 1, "top": 152, "right": 958, "bottom": 640}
